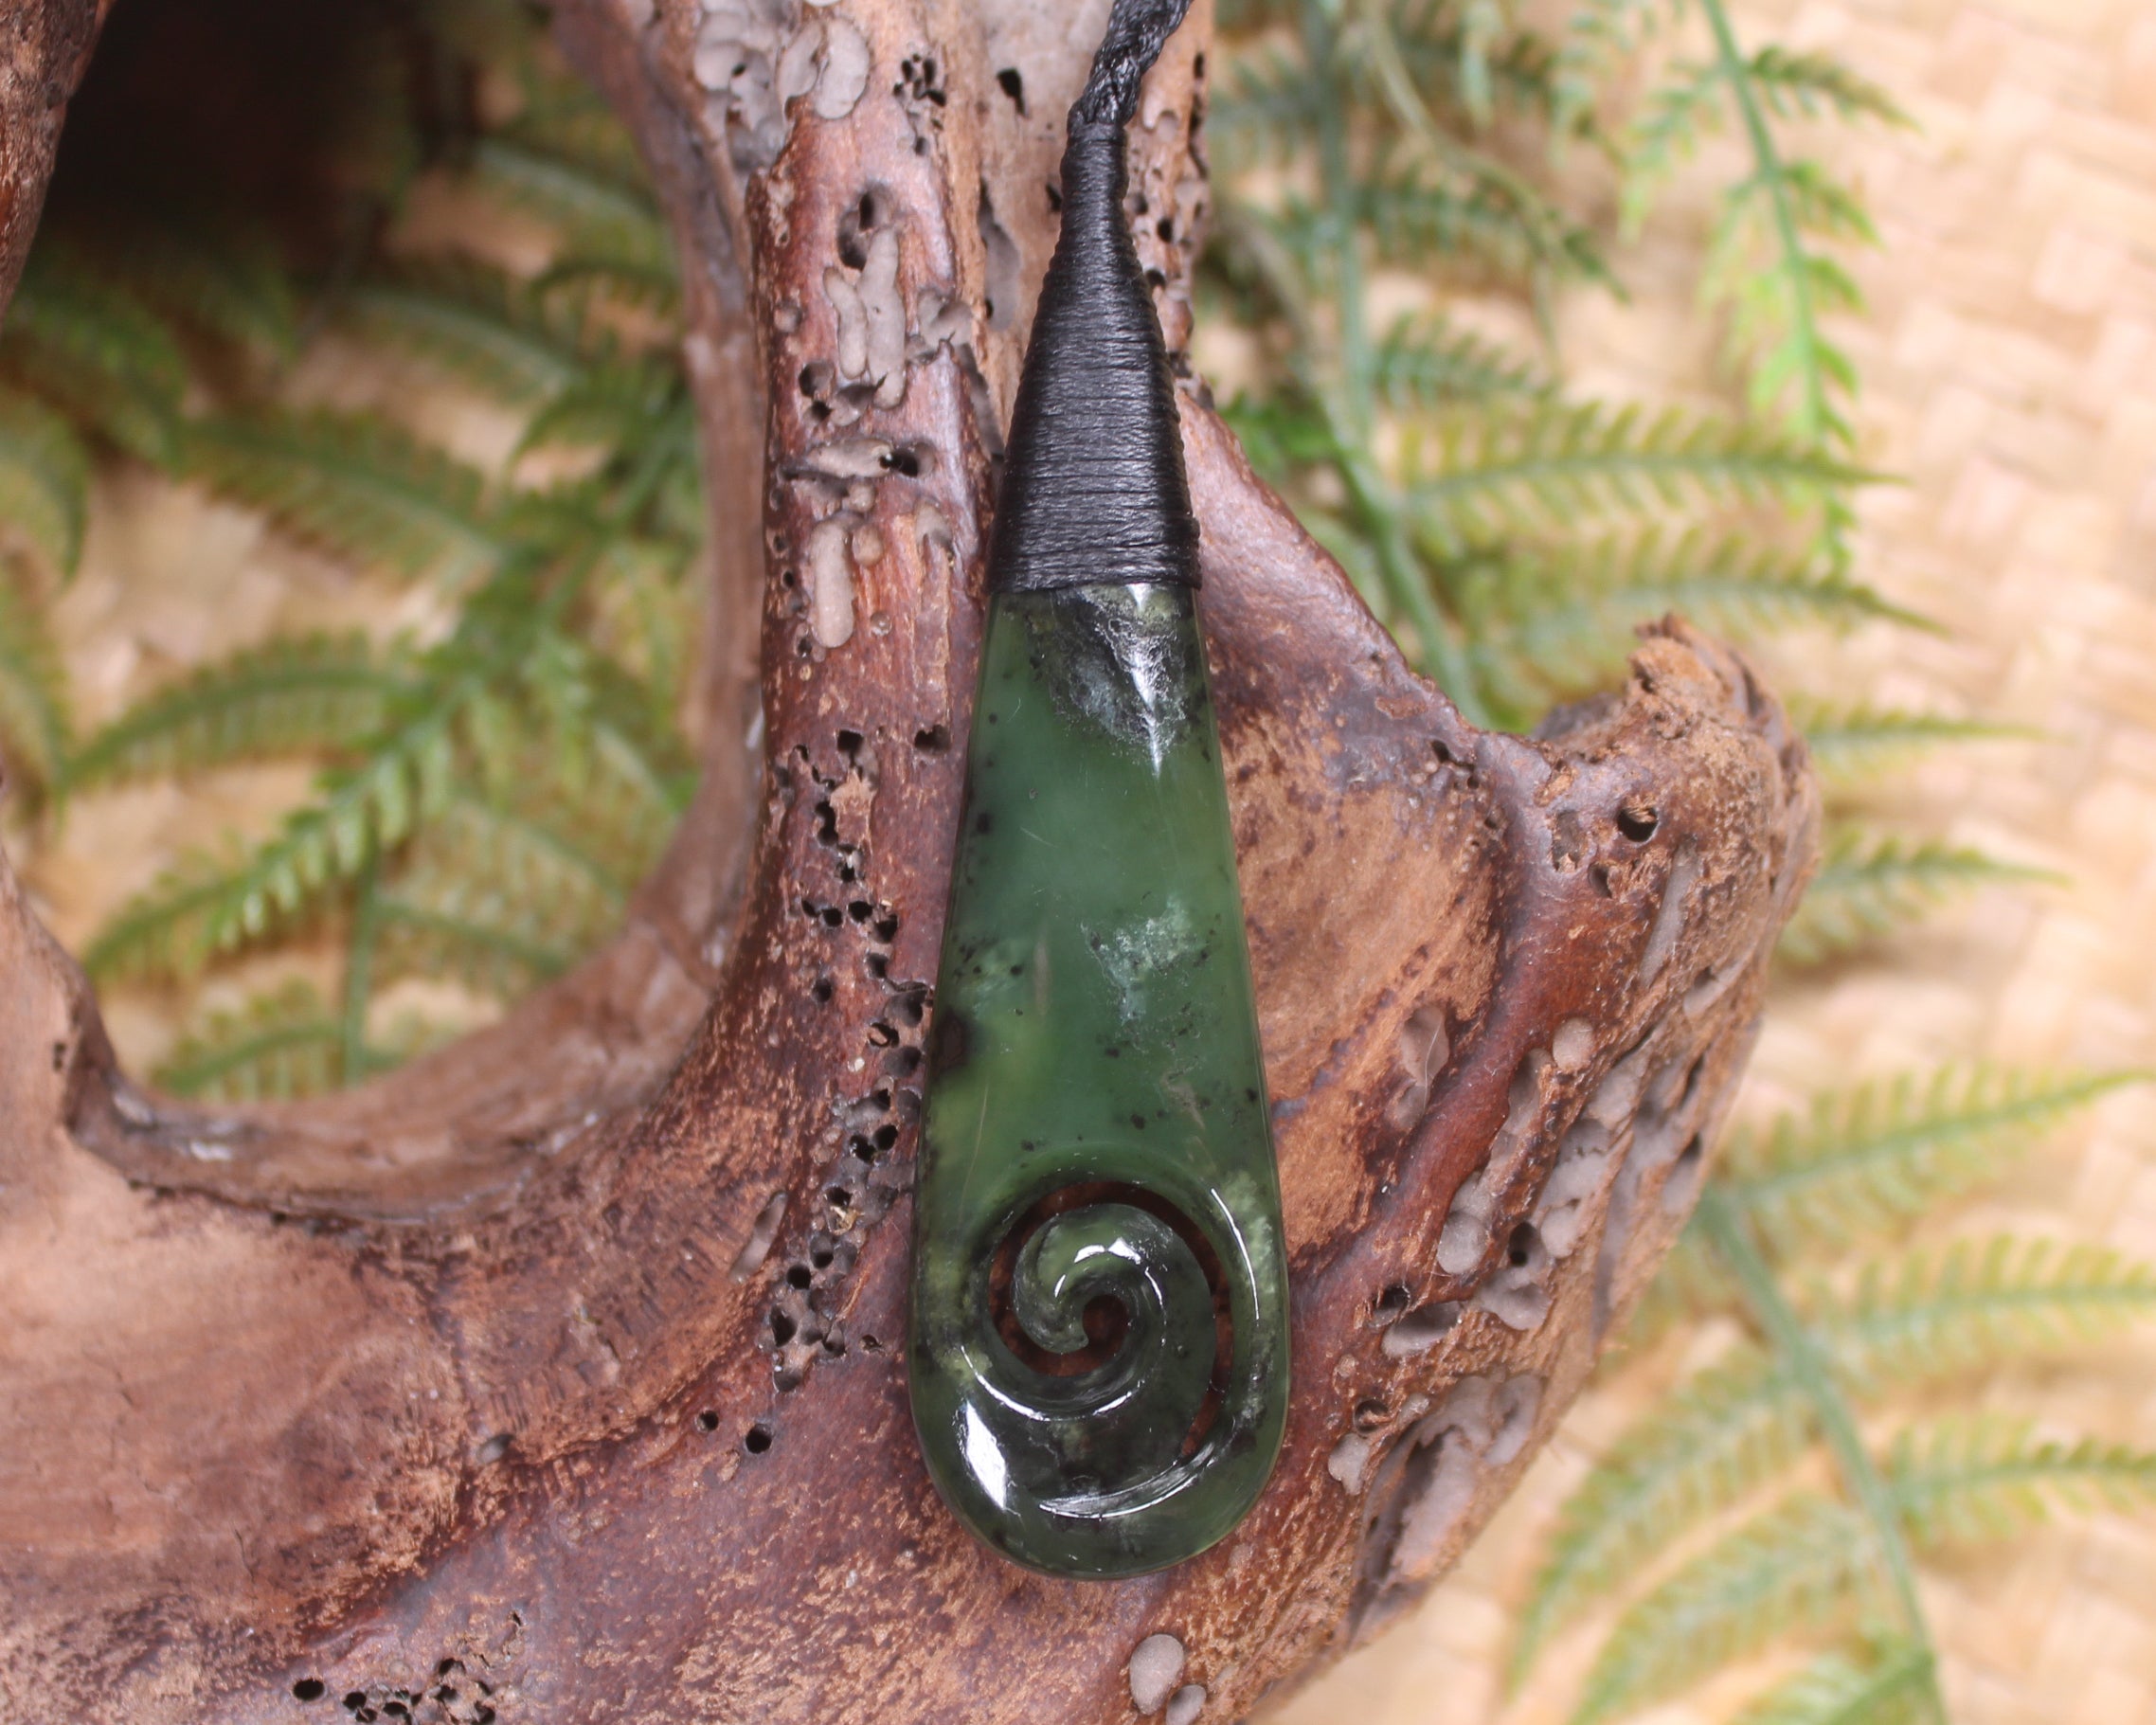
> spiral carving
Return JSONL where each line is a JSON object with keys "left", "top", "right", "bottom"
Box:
{"left": 911, "top": 1157, "right": 1285, "bottom": 1572}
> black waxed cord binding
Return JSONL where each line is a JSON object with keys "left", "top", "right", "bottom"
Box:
{"left": 987, "top": 0, "right": 1199, "bottom": 596}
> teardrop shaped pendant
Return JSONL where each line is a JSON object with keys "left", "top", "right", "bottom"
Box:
{"left": 907, "top": 0, "right": 1289, "bottom": 1577}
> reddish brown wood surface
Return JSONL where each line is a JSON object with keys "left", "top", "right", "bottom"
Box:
{"left": 0, "top": 1, "right": 1819, "bottom": 1718}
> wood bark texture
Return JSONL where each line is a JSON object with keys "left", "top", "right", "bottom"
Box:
{"left": 0, "top": 0, "right": 1821, "bottom": 1719}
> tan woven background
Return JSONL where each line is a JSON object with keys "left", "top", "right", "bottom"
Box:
{"left": 8, "top": 0, "right": 2154, "bottom": 1719}
{"left": 1270, "top": 0, "right": 2156, "bottom": 1720}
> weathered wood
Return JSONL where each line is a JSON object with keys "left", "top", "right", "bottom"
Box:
{"left": 0, "top": 0, "right": 1819, "bottom": 1718}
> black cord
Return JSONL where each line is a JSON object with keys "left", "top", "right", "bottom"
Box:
{"left": 986, "top": 0, "right": 1200, "bottom": 596}
{"left": 1072, "top": 0, "right": 1195, "bottom": 131}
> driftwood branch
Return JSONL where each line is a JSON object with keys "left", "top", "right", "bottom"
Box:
{"left": 0, "top": 0, "right": 1819, "bottom": 1718}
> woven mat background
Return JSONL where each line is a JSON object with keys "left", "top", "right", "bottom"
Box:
{"left": 1271, "top": 0, "right": 2156, "bottom": 1720}
{"left": 9, "top": 0, "right": 2155, "bottom": 1719}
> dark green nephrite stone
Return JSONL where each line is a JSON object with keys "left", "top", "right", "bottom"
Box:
{"left": 907, "top": 582, "right": 1289, "bottom": 1576}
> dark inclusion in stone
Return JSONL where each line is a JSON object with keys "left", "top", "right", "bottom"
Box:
{"left": 907, "top": 582, "right": 1289, "bottom": 1576}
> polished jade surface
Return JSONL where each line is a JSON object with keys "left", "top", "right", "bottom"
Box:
{"left": 907, "top": 581, "right": 1289, "bottom": 1576}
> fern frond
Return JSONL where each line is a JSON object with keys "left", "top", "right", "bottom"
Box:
{"left": 85, "top": 703, "right": 458, "bottom": 979}
{"left": 374, "top": 896, "right": 575, "bottom": 998}
{"left": 1621, "top": 57, "right": 1725, "bottom": 218}
{"left": 498, "top": 77, "right": 653, "bottom": 194}
{"left": 0, "top": 247, "right": 184, "bottom": 464}
{"left": 1514, "top": 1347, "right": 1811, "bottom": 1681}
{"left": 68, "top": 634, "right": 412, "bottom": 789}
{"left": 1731, "top": 1640, "right": 1936, "bottom": 1725}
{"left": 1572, "top": 1494, "right": 1886, "bottom": 1724}
{"left": 1408, "top": 404, "right": 1868, "bottom": 554}
{"left": 1789, "top": 700, "right": 2035, "bottom": 785}
{"left": 1721, "top": 1068, "right": 2142, "bottom": 1257}
{"left": 1210, "top": 42, "right": 1324, "bottom": 165}
{"left": 531, "top": 254, "right": 684, "bottom": 320}
{"left": 1744, "top": 47, "right": 1913, "bottom": 128}
{"left": 1373, "top": 313, "right": 1550, "bottom": 408}
{"left": 1464, "top": 529, "right": 1921, "bottom": 698}
{"left": 0, "top": 386, "right": 89, "bottom": 575}
{"left": 1779, "top": 829, "right": 2055, "bottom": 965}
{"left": 153, "top": 980, "right": 343, "bottom": 1102}
{"left": 1696, "top": 0, "right": 1864, "bottom": 450}
{"left": 1823, "top": 1236, "right": 2156, "bottom": 1388}
{"left": 185, "top": 410, "right": 503, "bottom": 586}
{"left": 0, "top": 561, "right": 71, "bottom": 801}
{"left": 340, "top": 261, "right": 599, "bottom": 405}
{"left": 1389, "top": 3, "right": 1580, "bottom": 135}
{"left": 1352, "top": 153, "right": 1609, "bottom": 285}
{"left": 514, "top": 355, "right": 679, "bottom": 458}
{"left": 81, "top": 212, "right": 299, "bottom": 359}
{"left": 1890, "top": 1416, "right": 2156, "bottom": 1548}
{"left": 467, "top": 136, "right": 672, "bottom": 275}
{"left": 371, "top": 788, "right": 627, "bottom": 996}
{"left": 1620, "top": 1219, "right": 1740, "bottom": 1344}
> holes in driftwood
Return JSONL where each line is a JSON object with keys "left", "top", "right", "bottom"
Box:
{"left": 745, "top": 1423, "right": 773, "bottom": 1455}
{"left": 1379, "top": 1301, "right": 1460, "bottom": 1358}
{"left": 695, "top": 1410, "right": 720, "bottom": 1432}
{"left": 728, "top": 1192, "right": 788, "bottom": 1281}
{"left": 1661, "top": 1133, "right": 1706, "bottom": 1214}
{"left": 1616, "top": 802, "right": 1659, "bottom": 843}
{"left": 294, "top": 1679, "right": 326, "bottom": 1701}
{"left": 977, "top": 182, "right": 1021, "bottom": 331}
{"left": 996, "top": 66, "right": 1025, "bottom": 111}
{"left": 1476, "top": 1223, "right": 1552, "bottom": 1332}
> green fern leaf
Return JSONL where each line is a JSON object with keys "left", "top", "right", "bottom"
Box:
{"left": 514, "top": 355, "right": 679, "bottom": 458}
{"left": 1389, "top": 2, "right": 1579, "bottom": 135}
{"left": 0, "top": 560, "right": 71, "bottom": 801}
{"left": 1789, "top": 700, "right": 2036, "bottom": 785}
{"left": 1620, "top": 1219, "right": 1741, "bottom": 1344}
{"left": 1721, "top": 1069, "right": 2142, "bottom": 1256}
{"left": 0, "top": 386, "right": 90, "bottom": 574}
{"left": 468, "top": 136, "right": 672, "bottom": 275}
{"left": 374, "top": 895, "right": 575, "bottom": 999}
{"left": 1823, "top": 1236, "right": 2156, "bottom": 1388}
{"left": 1621, "top": 57, "right": 1725, "bottom": 223}
{"left": 1778, "top": 828, "right": 2056, "bottom": 965}
{"left": 1514, "top": 1347, "right": 1813, "bottom": 1682}
{"left": 1744, "top": 47, "right": 1913, "bottom": 129}
{"left": 1889, "top": 1416, "right": 2156, "bottom": 1548}
{"left": 68, "top": 634, "right": 412, "bottom": 789}
{"left": 531, "top": 254, "right": 684, "bottom": 320}
{"left": 153, "top": 980, "right": 343, "bottom": 1102}
{"left": 0, "top": 246, "right": 185, "bottom": 464}
{"left": 1374, "top": 313, "right": 1551, "bottom": 408}
{"left": 80, "top": 212, "right": 298, "bottom": 359}
{"left": 340, "top": 261, "right": 600, "bottom": 406}
{"left": 1730, "top": 1640, "right": 1935, "bottom": 1725}
{"left": 1464, "top": 529, "right": 1921, "bottom": 698}
{"left": 1210, "top": 42, "right": 1323, "bottom": 165}
{"left": 85, "top": 703, "right": 458, "bottom": 979}
{"left": 1572, "top": 1493, "right": 1888, "bottom": 1725}
{"left": 1353, "top": 153, "right": 1610, "bottom": 285}
{"left": 372, "top": 790, "right": 627, "bottom": 997}
{"left": 185, "top": 410, "right": 504, "bottom": 586}
{"left": 498, "top": 78, "right": 654, "bottom": 194}
{"left": 1409, "top": 404, "right": 1869, "bottom": 554}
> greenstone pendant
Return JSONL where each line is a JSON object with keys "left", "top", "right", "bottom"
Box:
{"left": 907, "top": 584, "right": 1289, "bottom": 1576}
{"left": 906, "top": 0, "right": 1288, "bottom": 1577}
